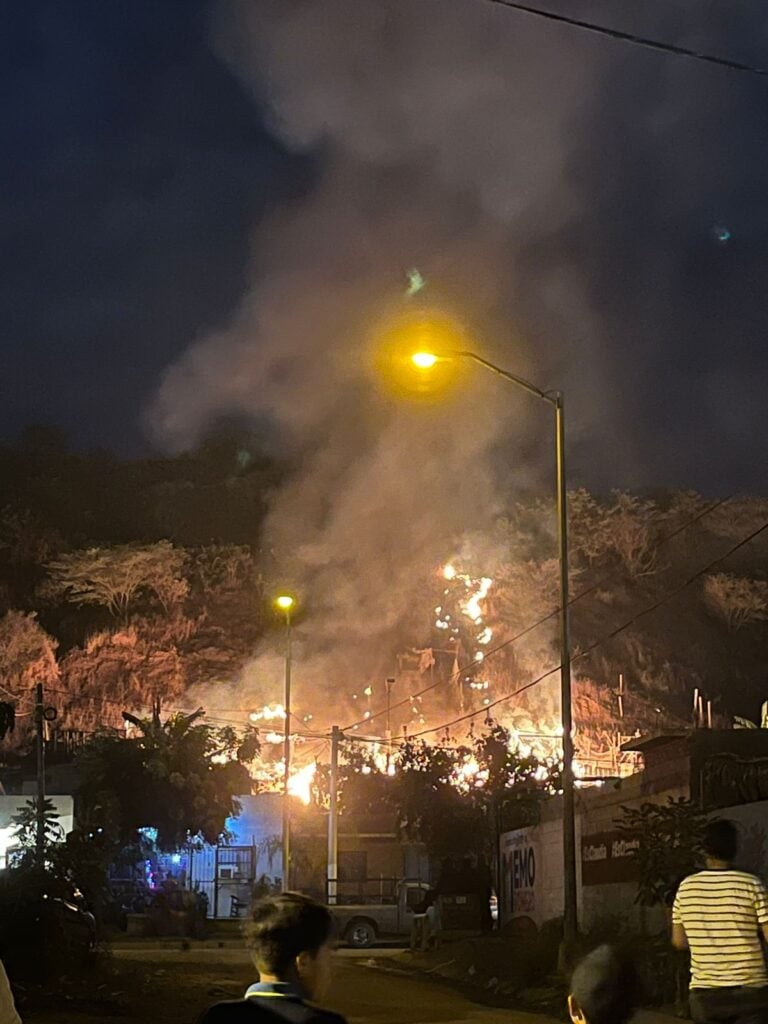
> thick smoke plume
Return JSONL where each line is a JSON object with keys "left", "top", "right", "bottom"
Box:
{"left": 150, "top": 1, "right": 761, "bottom": 723}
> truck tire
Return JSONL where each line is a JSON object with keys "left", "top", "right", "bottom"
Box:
{"left": 345, "top": 918, "right": 377, "bottom": 949}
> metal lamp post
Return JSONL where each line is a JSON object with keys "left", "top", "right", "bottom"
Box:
{"left": 275, "top": 595, "right": 295, "bottom": 892}
{"left": 410, "top": 348, "right": 578, "bottom": 944}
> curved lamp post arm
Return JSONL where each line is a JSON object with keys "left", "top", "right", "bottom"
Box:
{"left": 452, "top": 349, "right": 577, "bottom": 944}
{"left": 454, "top": 351, "right": 557, "bottom": 407}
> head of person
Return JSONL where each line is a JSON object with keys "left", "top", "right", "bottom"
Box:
{"left": 702, "top": 819, "right": 739, "bottom": 865}
{"left": 245, "top": 893, "right": 335, "bottom": 1001}
{"left": 568, "top": 945, "right": 639, "bottom": 1024}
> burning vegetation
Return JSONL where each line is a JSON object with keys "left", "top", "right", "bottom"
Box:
{"left": 1, "top": 429, "right": 767, "bottom": 797}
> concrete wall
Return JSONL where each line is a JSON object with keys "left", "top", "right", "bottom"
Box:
{"left": 500, "top": 771, "right": 686, "bottom": 931}
{"left": 225, "top": 793, "right": 283, "bottom": 866}
{"left": 726, "top": 800, "right": 768, "bottom": 877}
{"left": 501, "top": 785, "right": 768, "bottom": 934}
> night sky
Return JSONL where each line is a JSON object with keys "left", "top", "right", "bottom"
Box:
{"left": 2, "top": 1, "right": 309, "bottom": 452}
{"left": 4, "top": 1, "right": 768, "bottom": 494}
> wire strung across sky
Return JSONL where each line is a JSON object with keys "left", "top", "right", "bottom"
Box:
{"left": 7, "top": 495, "right": 742, "bottom": 748}
{"left": 343, "top": 494, "right": 732, "bottom": 732}
{"left": 479, "top": 0, "right": 768, "bottom": 77}
{"left": 404, "top": 511, "right": 768, "bottom": 741}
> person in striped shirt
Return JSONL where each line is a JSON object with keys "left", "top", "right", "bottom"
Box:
{"left": 672, "top": 819, "right": 768, "bottom": 1024}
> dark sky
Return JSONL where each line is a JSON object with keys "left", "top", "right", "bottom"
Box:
{"left": 1, "top": 0, "right": 308, "bottom": 453}
{"left": 3, "top": 1, "right": 768, "bottom": 495}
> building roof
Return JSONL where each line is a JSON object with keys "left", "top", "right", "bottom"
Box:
{"left": 620, "top": 732, "right": 688, "bottom": 754}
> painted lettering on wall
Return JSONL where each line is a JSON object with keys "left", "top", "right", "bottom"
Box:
{"left": 581, "top": 830, "right": 640, "bottom": 886}
{"left": 501, "top": 828, "right": 539, "bottom": 921}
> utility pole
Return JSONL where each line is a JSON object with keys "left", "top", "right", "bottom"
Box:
{"left": 281, "top": 607, "right": 293, "bottom": 892}
{"left": 555, "top": 393, "right": 578, "bottom": 947}
{"left": 327, "top": 725, "right": 341, "bottom": 905}
{"left": 385, "top": 678, "right": 395, "bottom": 772}
{"left": 35, "top": 682, "right": 46, "bottom": 864}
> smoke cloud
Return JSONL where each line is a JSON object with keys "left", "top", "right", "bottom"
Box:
{"left": 150, "top": 0, "right": 768, "bottom": 720}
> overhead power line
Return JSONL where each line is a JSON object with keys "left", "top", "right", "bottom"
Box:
{"left": 480, "top": 0, "right": 768, "bottom": 77}
{"left": 344, "top": 494, "right": 731, "bottom": 731}
{"left": 407, "top": 510, "right": 768, "bottom": 740}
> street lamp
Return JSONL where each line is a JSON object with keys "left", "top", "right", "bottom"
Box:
{"left": 409, "top": 345, "right": 578, "bottom": 944}
{"left": 275, "top": 594, "right": 295, "bottom": 891}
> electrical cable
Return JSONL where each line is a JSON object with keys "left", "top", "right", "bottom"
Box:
{"left": 343, "top": 494, "right": 732, "bottom": 731}
{"left": 479, "top": 0, "right": 768, "bottom": 77}
{"left": 406, "top": 511, "right": 768, "bottom": 739}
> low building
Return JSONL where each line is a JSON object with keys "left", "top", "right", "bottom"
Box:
{"left": 187, "top": 793, "right": 283, "bottom": 918}
{"left": 500, "top": 729, "right": 768, "bottom": 933}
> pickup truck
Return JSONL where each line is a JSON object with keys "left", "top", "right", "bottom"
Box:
{"left": 331, "top": 880, "right": 430, "bottom": 948}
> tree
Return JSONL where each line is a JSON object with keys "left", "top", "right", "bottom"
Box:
{"left": 616, "top": 797, "right": 706, "bottom": 907}
{"left": 703, "top": 574, "right": 768, "bottom": 631}
{"left": 58, "top": 618, "right": 194, "bottom": 733}
{"left": 192, "top": 545, "right": 257, "bottom": 597}
{"left": 0, "top": 703, "right": 14, "bottom": 740}
{"left": 0, "top": 612, "right": 58, "bottom": 745}
{"left": 75, "top": 706, "right": 258, "bottom": 850}
{"left": 604, "top": 491, "right": 659, "bottom": 576}
{"left": 569, "top": 488, "right": 610, "bottom": 563}
{"left": 47, "top": 541, "right": 189, "bottom": 619}
{"left": 0, "top": 506, "right": 62, "bottom": 610}
{"left": 12, "top": 798, "right": 64, "bottom": 853}
{"left": 393, "top": 725, "right": 558, "bottom": 862}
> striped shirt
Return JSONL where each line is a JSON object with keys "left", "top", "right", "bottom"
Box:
{"left": 673, "top": 869, "right": 768, "bottom": 989}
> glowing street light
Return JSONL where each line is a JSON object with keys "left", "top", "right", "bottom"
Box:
{"left": 402, "top": 335, "right": 578, "bottom": 944}
{"left": 411, "top": 351, "right": 439, "bottom": 370}
{"left": 274, "top": 594, "right": 295, "bottom": 890}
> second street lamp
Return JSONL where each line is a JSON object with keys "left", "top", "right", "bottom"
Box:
{"left": 409, "top": 345, "right": 578, "bottom": 944}
{"left": 275, "top": 594, "right": 295, "bottom": 891}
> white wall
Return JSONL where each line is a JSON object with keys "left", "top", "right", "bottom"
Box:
{"left": 0, "top": 794, "right": 74, "bottom": 869}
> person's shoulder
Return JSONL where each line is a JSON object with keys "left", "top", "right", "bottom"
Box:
{"left": 730, "top": 870, "right": 767, "bottom": 887}
{"left": 197, "top": 999, "right": 348, "bottom": 1024}
{"left": 197, "top": 999, "right": 259, "bottom": 1022}
{"left": 677, "top": 872, "right": 704, "bottom": 888}
{"left": 308, "top": 1009, "right": 348, "bottom": 1024}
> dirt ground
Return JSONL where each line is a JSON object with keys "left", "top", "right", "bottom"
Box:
{"left": 19, "top": 951, "right": 249, "bottom": 1024}
{"left": 18, "top": 945, "right": 563, "bottom": 1024}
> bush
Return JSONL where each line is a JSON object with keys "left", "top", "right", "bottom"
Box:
{"left": 145, "top": 888, "right": 208, "bottom": 938}
{"left": 0, "top": 863, "right": 96, "bottom": 984}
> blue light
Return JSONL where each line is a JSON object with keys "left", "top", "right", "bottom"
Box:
{"left": 713, "top": 225, "right": 731, "bottom": 243}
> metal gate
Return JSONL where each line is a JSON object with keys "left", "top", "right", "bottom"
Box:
{"left": 189, "top": 845, "right": 256, "bottom": 918}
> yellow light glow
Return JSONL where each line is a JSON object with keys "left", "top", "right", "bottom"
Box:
{"left": 373, "top": 310, "right": 467, "bottom": 403}
{"left": 411, "top": 351, "right": 438, "bottom": 369}
{"left": 288, "top": 762, "right": 316, "bottom": 806}
{"left": 275, "top": 595, "right": 294, "bottom": 611}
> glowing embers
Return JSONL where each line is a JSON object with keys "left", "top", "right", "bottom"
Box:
{"left": 438, "top": 564, "right": 493, "bottom": 644}
{"left": 451, "top": 755, "right": 488, "bottom": 792}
